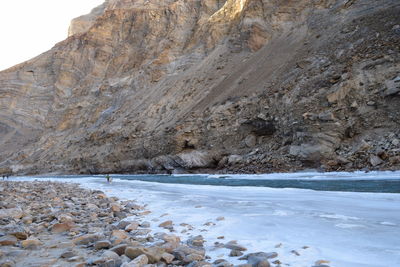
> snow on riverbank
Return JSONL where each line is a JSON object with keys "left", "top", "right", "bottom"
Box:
{"left": 11, "top": 173, "right": 400, "bottom": 267}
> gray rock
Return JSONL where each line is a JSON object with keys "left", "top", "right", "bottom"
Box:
{"left": 125, "top": 246, "right": 165, "bottom": 263}
{"left": 184, "top": 253, "right": 205, "bottom": 263}
{"left": 60, "top": 250, "right": 76, "bottom": 259}
{"left": 229, "top": 250, "right": 243, "bottom": 257}
{"left": 124, "top": 254, "right": 148, "bottom": 267}
{"left": 177, "top": 151, "right": 218, "bottom": 169}
{"left": 187, "top": 261, "right": 212, "bottom": 267}
{"left": 384, "top": 77, "right": 400, "bottom": 96}
{"left": 392, "top": 139, "right": 399, "bottom": 146}
{"left": 110, "top": 244, "right": 128, "bottom": 256}
{"left": 318, "top": 111, "right": 335, "bottom": 121}
{"left": 228, "top": 155, "right": 243, "bottom": 165}
{"left": 289, "top": 144, "right": 332, "bottom": 160}
{"left": 247, "top": 255, "right": 270, "bottom": 267}
{"left": 125, "top": 222, "right": 140, "bottom": 232}
{"left": 140, "top": 222, "right": 151, "bottom": 228}
{"left": 0, "top": 260, "right": 15, "bottom": 267}
{"left": 73, "top": 233, "right": 103, "bottom": 245}
{"left": 187, "top": 235, "right": 205, "bottom": 247}
{"left": 213, "top": 259, "right": 233, "bottom": 267}
{"left": 173, "top": 245, "right": 205, "bottom": 263}
{"left": 95, "top": 240, "right": 112, "bottom": 250}
{"left": 102, "top": 250, "right": 121, "bottom": 262}
{"left": 120, "top": 255, "right": 131, "bottom": 264}
{"left": 98, "top": 258, "right": 123, "bottom": 267}
{"left": 245, "top": 135, "right": 257, "bottom": 148}
{"left": 117, "top": 220, "right": 132, "bottom": 230}
{"left": 224, "top": 241, "right": 247, "bottom": 251}
{"left": 0, "top": 235, "right": 17, "bottom": 246}
{"left": 161, "top": 252, "right": 174, "bottom": 264}
{"left": 0, "top": 208, "right": 24, "bottom": 220}
{"left": 158, "top": 220, "right": 173, "bottom": 228}
{"left": 239, "top": 252, "right": 278, "bottom": 260}
{"left": 370, "top": 155, "right": 383, "bottom": 166}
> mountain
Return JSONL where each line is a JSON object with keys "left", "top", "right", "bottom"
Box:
{"left": 0, "top": 0, "right": 399, "bottom": 175}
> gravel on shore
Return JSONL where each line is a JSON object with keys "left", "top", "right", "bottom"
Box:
{"left": 0, "top": 181, "right": 283, "bottom": 267}
{"left": 0, "top": 181, "right": 331, "bottom": 267}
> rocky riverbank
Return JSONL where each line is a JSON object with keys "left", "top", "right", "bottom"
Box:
{"left": 0, "top": 181, "right": 332, "bottom": 267}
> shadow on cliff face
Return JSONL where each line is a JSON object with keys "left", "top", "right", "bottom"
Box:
{"left": 0, "top": 0, "right": 400, "bottom": 175}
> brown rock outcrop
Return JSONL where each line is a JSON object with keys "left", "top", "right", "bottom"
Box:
{"left": 0, "top": 0, "right": 399, "bottom": 174}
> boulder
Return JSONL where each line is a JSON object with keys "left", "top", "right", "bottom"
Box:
{"left": 125, "top": 246, "right": 165, "bottom": 263}
{"left": 229, "top": 250, "right": 243, "bottom": 257}
{"left": 0, "top": 208, "right": 24, "bottom": 220}
{"left": 9, "top": 228, "right": 28, "bottom": 240}
{"left": 247, "top": 256, "right": 270, "bottom": 267}
{"left": 95, "top": 240, "right": 112, "bottom": 250}
{"left": 161, "top": 241, "right": 180, "bottom": 253}
{"left": 0, "top": 260, "right": 15, "bottom": 267}
{"left": 241, "top": 119, "right": 276, "bottom": 136}
{"left": 21, "top": 238, "right": 42, "bottom": 249}
{"left": 117, "top": 220, "right": 133, "bottom": 230}
{"left": 187, "top": 235, "right": 205, "bottom": 247}
{"left": 73, "top": 233, "right": 103, "bottom": 245}
{"left": 176, "top": 151, "right": 218, "bottom": 169}
{"left": 245, "top": 135, "right": 257, "bottom": 148}
{"left": 224, "top": 241, "right": 247, "bottom": 251}
{"left": 131, "top": 254, "right": 149, "bottom": 266}
{"left": 240, "top": 252, "right": 278, "bottom": 260}
{"left": 60, "top": 250, "right": 77, "bottom": 259}
{"left": 140, "top": 222, "right": 151, "bottom": 228}
{"left": 112, "top": 230, "right": 129, "bottom": 240}
{"left": 184, "top": 253, "right": 205, "bottom": 263}
{"left": 111, "top": 203, "right": 121, "bottom": 212}
{"left": 318, "top": 111, "right": 335, "bottom": 121}
{"left": 213, "top": 259, "right": 233, "bottom": 267}
{"left": 384, "top": 76, "right": 400, "bottom": 96}
{"left": 173, "top": 245, "right": 205, "bottom": 263}
{"left": 158, "top": 220, "right": 173, "bottom": 228}
{"left": 102, "top": 250, "right": 121, "bottom": 261}
{"left": 0, "top": 235, "right": 17, "bottom": 246}
{"left": 370, "top": 155, "right": 383, "bottom": 167}
{"left": 159, "top": 234, "right": 180, "bottom": 244}
{"left": 161, "top": 252, "right": 174, "bottom": 264}
{"left": 228, "top": 155, "right": 243, "bottom": 165}
{"left": 110, "top": 244, "right": 128, "bottom": 256}
{"left": 58, "top": 214, "right": 74, "bottom": 223}
{"left": 289, "top": 144, "right": 333, "bottom": 160}
{"left": 51, "top": 222, "right": 74, "bottom": 233}
{"left": 125, "top": 222, "right": 139, "bottom": 232}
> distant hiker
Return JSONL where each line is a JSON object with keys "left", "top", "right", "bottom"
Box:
{"left": 2, "top": 175, "right": 4, "bottom": 180}
{"left": 105, "top": 174, "right": 112, "bottom": 183}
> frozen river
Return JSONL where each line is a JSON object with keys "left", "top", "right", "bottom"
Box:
{"left": 11, "top": 171, "right": 400, "bottom": 267}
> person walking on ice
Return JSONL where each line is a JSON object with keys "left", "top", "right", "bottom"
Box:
{"left": 105, "top": 174, "right": 112, "bottom": 183}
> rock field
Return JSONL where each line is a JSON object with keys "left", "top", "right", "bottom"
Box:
{"left": 0, "top": 181, "right": 331, "bottom": 267}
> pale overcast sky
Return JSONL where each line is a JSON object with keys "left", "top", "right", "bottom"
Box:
{"left": 0, "top": 0, "right": 104, "bottom": 71}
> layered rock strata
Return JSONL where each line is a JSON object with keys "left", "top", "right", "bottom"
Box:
{"left": 0, "top": 0, "right": 399, "bottom": 174}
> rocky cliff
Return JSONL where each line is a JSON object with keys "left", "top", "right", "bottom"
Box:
{"left": 0, "top": 0, "right": 399, "bottom": 175}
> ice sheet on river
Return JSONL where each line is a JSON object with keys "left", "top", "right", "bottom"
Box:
{"left": 12, "top": 172, "right": 400, "bottom": 267}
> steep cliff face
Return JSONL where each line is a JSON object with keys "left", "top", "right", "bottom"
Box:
{"left": 0, "top": 0, "right": 399, "bottom": 174}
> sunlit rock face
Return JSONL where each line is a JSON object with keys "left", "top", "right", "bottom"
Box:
{"left": 0, "top": 0, "right": 399, "bottom": 174}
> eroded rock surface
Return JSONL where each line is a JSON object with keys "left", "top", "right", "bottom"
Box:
{"left": 0, "top": 0, "right": 399, "bottom": 174}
